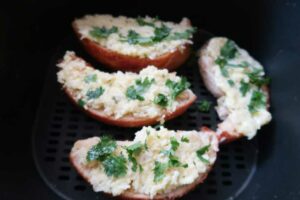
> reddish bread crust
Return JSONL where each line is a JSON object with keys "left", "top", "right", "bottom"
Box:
{"left": 72, "top": 22, "right": 191, "bottom": 72}
{"left": 198, "top": 41, "right": 271, "bottom": 144}
{"left": 69, "top": 129, "right": 217, "bottom": 200}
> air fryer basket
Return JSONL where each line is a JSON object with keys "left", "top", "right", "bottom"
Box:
{"left": 26, "top": 1, "right": 300, "bottom": 200}
{"left": 33, "top": 31, "right": 259, "bottom": 200}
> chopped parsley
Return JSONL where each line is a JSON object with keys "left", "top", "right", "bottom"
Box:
{"left": 86, "top": 136, "right": 117, "bottom": 162}
{"left": 220, "top": 40, "right": 238, "bottom": 59}
{"left": 168, "top": 27, "right": 197, "bottom": 40}
{"left": 152, "top": 24, "right": 171, "bottom": 42}
{"left": 123, "top": 30, "right": 154, "bottom": 46}
{"left": 168, "top": 154, "right": 187, "bottom": 168}
{"left": 153, "top": 161, "right": 168, "bottom": 183}
{"left": 228, "top": 80, "right": 235, "bottom": 87}
{"left": 196, "top": 144, "right": 211, "bottom": 164}
{"left": 170, "top": 137, "right": 179, "bottom": 152}
{"left": 86, "top": 87, "right": 105, "bottom": 100}
{"left": 198, "top": 100, "right": 212, "bottom": 112}
{"left": 154, "top": 93, "right": 168, "bottom": 107}
{"left": 248, "top": 90, "right": 266, "bottom": 113}
{"left": 181, "top": 136, "right": 189, "bottom": 143}
{"left": 136, "top": 17, "right": 156, "bottom": 27}
{"left": 126, "top": 77, "right": 155, "bottom": 101}
{"left": 247, "top": 69, "right": 271, "bottom": 87}
{"left": 166, "top": 77, "right": 191, "bottom": 99}
{"left": 84, "top": 74, "right": 97, "bottom": 83}
{"left": 215, "top": 57, "right": 229, "bottom": 77}
{"left": 239, "top": 80, "right": 250, "bottom": 96}
{"left": 89, "top": 26, "right": 118, "bottom": 39}
{"left": 102, "top": 154, "right": 127, "bottom": 178}
{"left": 126, "top": 142, "right": 144, "bottom": 172}
{"left": 77, "top": 99, "right": 86, "bottom": 107}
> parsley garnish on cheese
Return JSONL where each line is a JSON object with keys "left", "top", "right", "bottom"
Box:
{"left": 154, "top": 93, "right": 169, "bottom": 107}
{"left": 126, "top": 142, "right": 144, "bottom": 172}
{"left": 165, "top": 77, "right": 191, "bottom": 99}
{"left": 102, "top": 154, "right": 127, "bottom": 178}
{"left": 196, "top": 144, "right": 211, "bottom": 164}
{"left": 126, "top": 77, "right": 155, "bottom": 101}
{"left": 153, "top": 161, "right": 168, "bottom": 183}
{"left": 248, "top": 90, "right": 267, "bottom": 114}
{"left": 89, "top": 26, "right": 118, "bottom": 39}
{"left": 86, "top": 136, "right": 117, "bottom": 162}
{"left": 86, "top": 87, "right": 105, "bottom": 100}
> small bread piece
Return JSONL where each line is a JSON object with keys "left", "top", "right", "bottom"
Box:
{"left": 198, "top": 37, "right": 272, "bottom": 142}
{"left": 72, "top": 15, "right": 194, "bottom": 72}
{"left": 57, "top": 51, "right": 196, "bottom": 127}
{"left": 70, "top": 126, "right": 218, "bottom": 199}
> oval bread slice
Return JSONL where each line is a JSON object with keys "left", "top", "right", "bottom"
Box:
{"left": 70, "top": 126, "right": 218, "bottom": 199}
{"left": 72, "top": 15, "right": 193, "bottom": 72}
{"left": 57, "top": 51, "right": 196, "bottom": 127}
{"left": 198, "top": 37, "right": 272, "bottom": 143}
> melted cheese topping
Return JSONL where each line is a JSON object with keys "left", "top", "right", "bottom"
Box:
{"left": 57, "top": 51, "right": 193, "bottom": 120}
{"left": 202, "top": 37, "right": 272, "bottom": 139}
{"left": 70, "top": 127, "right": 218, "bottom": 197}
{"left": 74, "top": 14, "right": 193, "bottom": 59}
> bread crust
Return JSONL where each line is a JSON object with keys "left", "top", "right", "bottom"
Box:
{"left": 59, "top": 53, "right": 196, "bottom": 127}
{"left": 69, "top": 129, "right": 217, "bottom": 199}
{"left": 72, "top": 22, "right": 191, "bottom": 72}
{"left": 198, "top": 39, "right": 271, "bottom": 143}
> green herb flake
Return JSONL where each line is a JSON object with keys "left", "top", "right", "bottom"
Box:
{"left": 153, "top": 161, "right": 168, "bottom": 183}
{"left": 84, "top": 74, "right": 97, "bottom": 83}
{"left": 86, "top": 87, "right": 105, "bottom": 100}
{"left": 86, "top": 136, "right": 117, "bottom": 162}
{"left": 77, "top": 99, "right": 86, "bottom": 107}
{"left": 196, "top": 144, "right": 211, "bottom": 164}
{"left": 102, "top": 154, "right": 127, "bottom": 178}
{"left": 154, "top": 93, "right": 168, "bottom": 107}
{"left": 124, "top": 30, "right": 154, "bottom": 46}
{"left": 126, "top": 142, "right": 144, "bottom": 172}
{"left": 220, "top": 39, "right": 238, "bottom": 59}
{"left": 166, "top": 77, "right": 191, "bottom": 99}
{"left": 126, "top": 77, "right": 155, "bottom": 101}
{"left": 170, "top": 137, "right": 180, "bottom": 152}
{"left": 239, "top": 80, "right": 250, "bottom": 96}
{"left": 247, "top": 69, "right": 271, "bottom": 87}
{"left": 152, "top": 24, "right": 171, "bottom": 42}
{"left": 168, "top": 27, "right": 197, "bottom": 40}
{"left": 215, "top": 57, "right": 229, "bottom": 77}
{"left": 89, "top": 26, "right": 118, "bottom": 39}
{"left": 248, "top": 90, "right": 266, "bottom": 114}
{"left": 136, "top": 17, "right": 156, "bottom": 27}
{"left": 181, "top": 136, "right": 189, "bottom": 143}
{"left": 168, "top": 154, "right": 182, "bottom": 167}
{"left": 198, "top": 100, "right": 212, "bottom": 112}
{"left": 228, "top": 80, "right": 235, "bottom": 87}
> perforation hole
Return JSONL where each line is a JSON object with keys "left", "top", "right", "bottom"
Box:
{"left": 50, "top": 131, "right": 60, "bottom": 137}
{"left": 53, "top": 116, "right": 63, "bottom": 121}
{"left": 206, "top": 188, "right": 217, "bottom": 194}
{"left": 74, "top": 185, "right": 86, "bottom": 191}
{"left": 235, "top": 155, "right": 245, "bottom": 161}
{"left": 236, "top": 164, "right": 246, "bottom": 169}
{"left": 46, "top": 148, "right": 57, "bottom": 153}
{"left": 221, "top": 163, "right": 230, "bottom": 169}
{"left": 60, "top": 166, "right": 71, "bottom": 171}
{"left": 52, "top": 124, "right": 62, "bottom": 129}
{"left": 222, "top": 171, "right": 232, "bottom": 177}
{"left": 222, "top": 180, "right": 233, "bottom": 186}
{"left": 58, "top": 175, "right": 70, "bottom": 181}
{"left": 44, "top": 156, "right": 55, "bottom": 162}
{"left": 48, "top": 140, "right": 58, "bottom": 145}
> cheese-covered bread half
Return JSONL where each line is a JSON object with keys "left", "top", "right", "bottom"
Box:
{"left": 57, "top": 51, "right": 196, "bottom": 127}
{"left": 70, "top": 126, "right": 218, "bottom": 199}
{"left": 72, "top": 14, "right": 195, "bottom": 71}
{"left": 198, "top": 37, "right": 272, "bottom": 142}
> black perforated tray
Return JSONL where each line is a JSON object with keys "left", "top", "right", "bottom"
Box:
{"left": 32, "top": 31, "right": 258, "bottom": 200}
